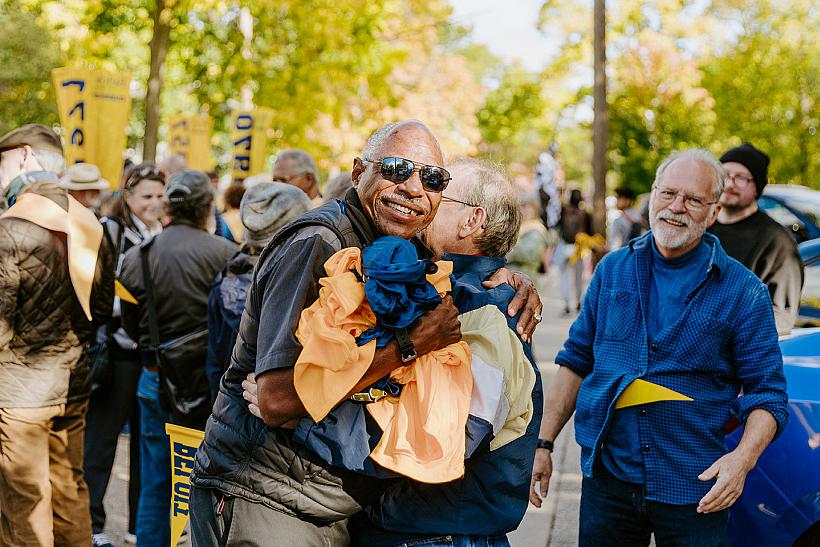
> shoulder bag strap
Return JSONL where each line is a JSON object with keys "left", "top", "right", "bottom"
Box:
{"left": 139, "top": 242, "right": 161, "bottom": 355}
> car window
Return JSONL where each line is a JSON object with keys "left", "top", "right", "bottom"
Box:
{"left": 780, "top": 195, "right": 820, "bottom": 225}
{"left": 800, "top": 258, "right": 820, "bottom": 325}
{"left": 758, "top": 197, "right": 805, "bottom": 229}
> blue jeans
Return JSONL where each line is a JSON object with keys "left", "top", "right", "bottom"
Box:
{"left": 580, "top": 461, "right": 728, "bottom": 547}
{"left": 136, "top": 369, "right": 171, "bottom": 547}
{"left": 397, "top": 537, "right": 510, "bottom": 547}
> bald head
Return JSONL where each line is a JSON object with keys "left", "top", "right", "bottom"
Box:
{"left": 352, "top": 120, "right": 445, "bottom": 240}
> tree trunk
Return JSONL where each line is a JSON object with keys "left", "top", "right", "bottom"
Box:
{"left": 143, "top": 0, "right": 173, "bottom": 161}
{"left": 592, "top": 0, "right": 608, "bottom": 235}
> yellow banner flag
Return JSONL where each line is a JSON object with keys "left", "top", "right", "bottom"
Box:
{"left": 52, "top": 67, "right": 93, "bottom": 166}
{"left": 231, "top": 108, "right": 274, "bottom": 183}
{"left": 168, "top": 114, "right": 213, "bottom": 171}
{"left": 165, "top": 423, "right": 205, "bottom": 547}
{"left": 615, "top": 378, "right": 693, "bottom": 409}
{"left": 52, "top": 67, "right": 132, "bottom": 188}
{"left": 89, "top": 70, "right": 131, "bottom": 187}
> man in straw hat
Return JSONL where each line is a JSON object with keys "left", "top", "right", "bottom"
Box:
{"left": 60, "top": 162, "right": 111, "bottom": 213}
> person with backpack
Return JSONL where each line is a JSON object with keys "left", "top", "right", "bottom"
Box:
{"left": 83, "top": 161, "right": 165, "bottom": 547}
{"left": 554, "top": 189, "right": 592, "bottom": 316}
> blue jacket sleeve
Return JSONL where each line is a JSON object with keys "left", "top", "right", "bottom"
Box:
{"left": 732, "top": 283, "right": 789, "bottom": 440}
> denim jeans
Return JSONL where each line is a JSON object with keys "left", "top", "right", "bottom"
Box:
{"left": 398, "top": 536, "right": 510, "bottom": 547}
{"left": 580, "top": 461, "right": 728, "bottom": 547}
{"left": 136, "top": 369, "right": 171, "bottom": 547}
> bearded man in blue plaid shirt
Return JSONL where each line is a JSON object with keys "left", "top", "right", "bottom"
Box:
{"left": 531, "top": 149, "right": 788, "bottom": 546}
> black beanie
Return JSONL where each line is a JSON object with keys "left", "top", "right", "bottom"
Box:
{"left": 720, "top": 143, "right": 769, "bottom": 196}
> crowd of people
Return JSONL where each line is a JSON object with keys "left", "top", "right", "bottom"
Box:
{"left": 0, "top": 117, "right": 799, "bottom": 547}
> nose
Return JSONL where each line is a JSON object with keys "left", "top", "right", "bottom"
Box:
{"left": 667, "top": 193, "right": 687, "bottom": 213}
{"left": 396, "top": 171, "right": 425, "bottom": 198}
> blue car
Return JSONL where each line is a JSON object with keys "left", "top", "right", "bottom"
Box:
{"left": 758, "top": 185, "right": 820, "bottom": 244}
{"left": 797, "top": 239, "right": 820, "bottom": 327}
{"left": 727, "top": 328, "right": 820, "bottom": 546}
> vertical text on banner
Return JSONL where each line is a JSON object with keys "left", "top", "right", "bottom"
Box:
{"left": 168, "top": 114, "right": 213, "bottom": 172}
{"left": 52, "top": 67, "right": 93, "bottom": 166}
{"left": 231, "top": 108, "right": 274, "bottom": 183}
{"left": 165, "top": 423, "right": 205, "bottom": 547}
{"left": 52, "top": 67, "right": 131, "bottom": 188}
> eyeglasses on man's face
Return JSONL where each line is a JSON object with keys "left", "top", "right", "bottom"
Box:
{"left": 441, "top": 194, "right": 480, "bottom": 208}
{"left": 726, "top": 173, "right": 754, "bottom": 187}
{"left": 652, "top": 185, "right": 717, "bottom": 212}
{"left": 363, "top": 157, "right": 451, "bottom": 193}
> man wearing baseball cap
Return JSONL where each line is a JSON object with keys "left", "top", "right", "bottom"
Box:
{"left": 117, "top": 169, "right": 237, "bottom": 546}
{"left": 60, "top": 162, "right": 110, "bottom": 212}
{"left": 708, "top": 143, "right": 804, "bottom": 334}
{"left": 0, "top": 123, "right": 114, "bottom": 544}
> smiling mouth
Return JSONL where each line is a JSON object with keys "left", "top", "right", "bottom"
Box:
{"left": 381, "top": 196, "right": 423, "bottom": 217}
{"left": 661, "top": 218, "right": 687, "bottom": 228}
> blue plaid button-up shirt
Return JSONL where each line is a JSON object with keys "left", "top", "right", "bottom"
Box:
{"left": 557, "top": 232, "right": 788, "bottom": 505}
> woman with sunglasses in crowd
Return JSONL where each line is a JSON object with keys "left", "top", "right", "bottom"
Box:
{"left": 84, "top": 161, "right": 166, "bottom": 547}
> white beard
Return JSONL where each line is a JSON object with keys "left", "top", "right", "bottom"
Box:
{"left": 650, "top": 209, "right": 709, "bottom": 250}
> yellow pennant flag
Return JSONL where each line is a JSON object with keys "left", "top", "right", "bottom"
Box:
{"left": 231, "top": 108, "right": 274, "bottom": 183}
{"left": 165, "top": 423, "right": 205, "bottom": 547}
{"left": 114, "top": 279, "right": 137, "bottom": 305}
{"left": 89, "top": 70, "right": 131, "bottom": 187}
{"left": 168, "top": 114, "right": 213, "bottom": 171}
{"left": 615, "top": 378, "right": 693, "bottom": 409}
{"left": 52, "top": 67, "right": 93, "bottom": 166}
{"left": 52, "top": 67, "right": 132, "bottom": 188}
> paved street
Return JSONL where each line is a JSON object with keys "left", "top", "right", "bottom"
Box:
{"left": 101, "top": 271, "right": 583, "bottom": 546}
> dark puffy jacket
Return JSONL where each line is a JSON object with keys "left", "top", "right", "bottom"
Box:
{"left": 0, "top": 179, "right": 114, "bottom": 407}
{"left": 192, "top": 195, "right": 394, "bottom": 522}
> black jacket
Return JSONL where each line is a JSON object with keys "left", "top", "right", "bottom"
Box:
{"left": 119, "top": 221, "right": 237, "bottom": 349}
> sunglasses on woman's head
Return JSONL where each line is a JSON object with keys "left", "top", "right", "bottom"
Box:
{"left": 125, "top": 165, "right": 164, "bottom": 190}
{"left": 363, "top": 157, "right": 451, "bottom": 192}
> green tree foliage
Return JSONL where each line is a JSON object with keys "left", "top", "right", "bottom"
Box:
{"left": 0, "top": 3, "right": 62, "bottom": 133}
{"left": 703, "top": 0, "right": 819, "bottom": 187}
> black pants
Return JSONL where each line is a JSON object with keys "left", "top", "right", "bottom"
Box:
{"left": 580, "top": 460, "right": 728, "bottom": 547}
{"left": 83, "top": 348, "right": 143, "bottom": 535}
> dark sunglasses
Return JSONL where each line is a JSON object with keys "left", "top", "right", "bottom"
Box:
{"left": 364, "top": 157, "right": 451, "bottom": 192}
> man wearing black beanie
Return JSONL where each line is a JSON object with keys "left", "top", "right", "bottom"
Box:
{"left": 708, "top": 143, "right": 803, "bottom": 335}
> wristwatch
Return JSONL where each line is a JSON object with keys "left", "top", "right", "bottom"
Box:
{"left": 395, "top": 327, "right": 418, "bottom": 364}
{"left": 536, "top": 438, "right": 554, "bottom": 452}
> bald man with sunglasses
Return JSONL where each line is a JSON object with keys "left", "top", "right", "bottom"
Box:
{"left": 190, "top": 121, "right": 541, "bottom": 545}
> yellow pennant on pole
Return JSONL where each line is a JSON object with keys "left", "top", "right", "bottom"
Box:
{"left": 231, "top": 108, "right": 273, "bottom": 183}
{"left": 165, "top": 423, "right": 205, "bottom": 547}
{"left": 52, "top": 67, "right": 132, "bottom": 188}
{"left": 168, "top": 114, "right": 213, "bottom": 171}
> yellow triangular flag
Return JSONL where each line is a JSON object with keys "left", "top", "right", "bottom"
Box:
{"left": 165, "top": 423, "right": 205, "bottom": 547}
{"left": 615, "top": 378, "right": 693, "bottom": 409}
{"left": 115, "top": 279, "right": 138, "bottom": 304}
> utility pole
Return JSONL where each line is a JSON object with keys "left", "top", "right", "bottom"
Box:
{"left": 592, "top": 0, "right": 608, "bottom": 236}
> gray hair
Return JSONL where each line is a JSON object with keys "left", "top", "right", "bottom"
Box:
{"left": 449, "top": 157, "right": 521, "bottom": 257}
{"left": 654, "top": 148, "right": 726, "bottom": 200}
{"left": 276, "top": 149, "right": 318, "bottom": 181}
{"left": 30, "top": 148, "right": 65, "bottom": 176}
{"left": 323, "top": 172, "right": 353, "bottom": 203}
{"left": 362, "top": 122, "right": 401, "bottom": 160}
